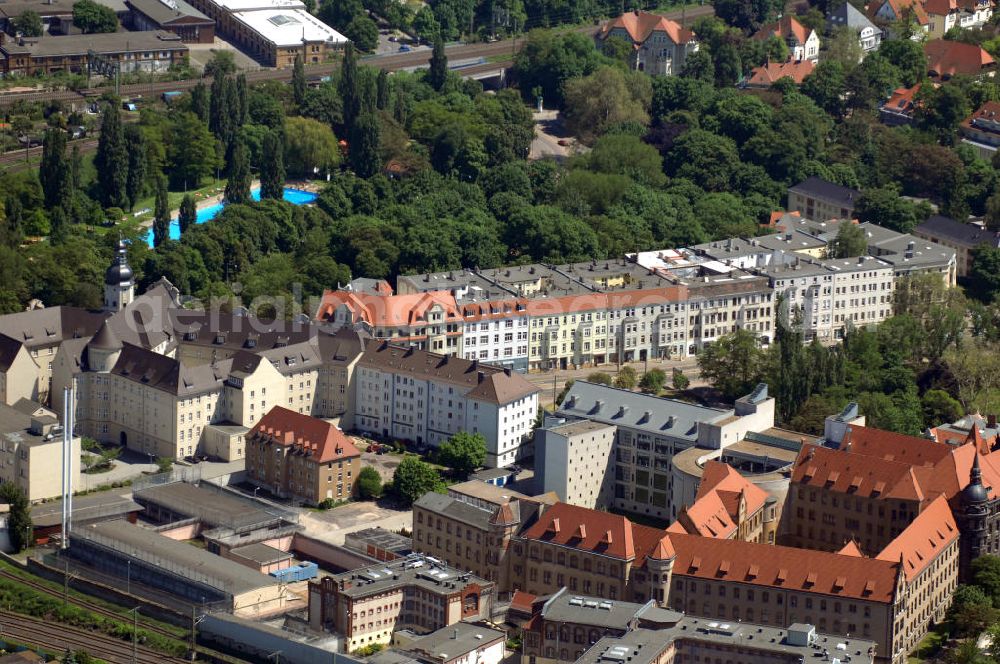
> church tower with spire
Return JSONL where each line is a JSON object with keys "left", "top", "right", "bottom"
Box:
{"left": 958, "top": 454, "right": 990, "bottom": 582}
{"left": 104, "top": 238, "right": 134, "bottom": 312}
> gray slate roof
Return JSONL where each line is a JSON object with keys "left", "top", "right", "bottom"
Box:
{"left": 125, "top": 0, "right": 211, "bottom": 24}
{"left": 788, "top": 177, "right": 861, "bottom": 210}
{"left": 556, "top": 381, "right": 730, "bottom": 443}
{"left": 413, "top": 492, "right": 494, "bottom": 530}
{"left": 827, "top": 1, "right": 879, "bottom": 32}
{"left": 915, "top": 215, "right": 1000, "bottom": 249}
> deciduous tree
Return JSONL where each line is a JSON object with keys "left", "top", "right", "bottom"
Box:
{"left": 95, "top": 104, "right": 128, "bottom": 209}
{"left": 436, "top": 431, "right": 487, "bottom": 477}
{"left": 260, "top": 130, "right": 285, "bottom": 200}
{"left": 392, "top": 456, "right": 445, "bottom": 505}
{"left": 224, "top": 139, "right": 252, "bottom": 205}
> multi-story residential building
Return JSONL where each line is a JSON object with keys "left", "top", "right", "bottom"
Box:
{"left": 307, "top": 556, "right": 495, "bottom": 652}
{"left": 787, "top": 177, "right": 861, "bottom": 222}
{"left": 826, "top": 2, "right": 881, "bottom": 56}
{"left": 182, "top": 0, "right": 346, "bottom": 67}
{"left": 0, "top": 30, "right": 188, "bottom": 76}
{"left": 535, "top": 420, "right": 616, "bottom": 508}
{"left": 547, "top": 381, "right": 777, "bottom": 521}
{"left": 783, "top": 422, "right": 998, "bottom": 582}
{"left": 517, "top": 589, "right": 876, "bottom": 664}
{"left": 752, "top": 16, "right": 820, "bottom": 62}
{"left": 924, "top": 0, "right": 994, "bottom": 39}
{"left": 246, "top": 406, "right": 362, "bottom": 505}
{"left": 0, "top": 401, "right": 80, "bottom": 502}
{"left": 961, "top": 100, "right": 1000, "bottom": 159}
{"left": 762, "top": 255, "right": 895, "bottom": 341}
{"left": 914, "top": 214, "right": 1000, "bottom": 277}
{"left": 666, "top": 461, "right": 777, "bottom": 544}
{"left": 860, "top": 222, "right": 958, "bottom": 285}
{"left": 354, "top": 342, "right": 538, "bottom": 467}
{"left": 597, "top": 10, "right": 698, "bottom": 75}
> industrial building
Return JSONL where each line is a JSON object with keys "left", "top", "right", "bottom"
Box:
{"left": 132, "top": 480, "right": 300, "bottom": 556}
{"left": 181, "top": 0, "right": 346, "bottom": 66}
{"left": 69, "top": 520, "right": 291, "bottom": 615}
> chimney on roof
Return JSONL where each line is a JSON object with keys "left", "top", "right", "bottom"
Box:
{"left": 478, "top": 371, "right": 485, "bottom": 383}
{"left": 633, "top": 8, "right": 640, "bottom": 15}
{"left": 504, "top": 367, "right": 512, "bottom": 377}
{"left": 990, "top": 414, "right": 997, "bottom": 429}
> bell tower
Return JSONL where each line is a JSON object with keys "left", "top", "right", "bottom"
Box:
{"left": 104, "top": 238, "right": 134, "bottom": 312}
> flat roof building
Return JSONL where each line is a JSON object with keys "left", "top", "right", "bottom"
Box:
{"left": 183, "top": 0, "right": 345, "bottom": 66}
{"left": 70, "top": 520, "right": 290, "bottom": 615}
{"left": 308, "top": 555, "right": 496, "bottom": 652}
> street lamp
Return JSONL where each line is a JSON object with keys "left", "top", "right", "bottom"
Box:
{"left": 267, "top": 651, "right": 282, "bottom": 664}
{"left": 253, "top": 486, "right": 260, "bottom": 499}
{"left": 126, "top": 559, "right": 131, "bottom": 595}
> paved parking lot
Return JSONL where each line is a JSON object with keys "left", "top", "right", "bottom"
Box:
{"left": 298, "top": 500, "right": 413, "bottom": 544}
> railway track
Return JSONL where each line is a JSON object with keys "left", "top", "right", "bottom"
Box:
{"left": 0, "top": 566, "right": 183, "bottom": 642}
{"left": 0, "top": 609, "right": 188, "bottom": 663}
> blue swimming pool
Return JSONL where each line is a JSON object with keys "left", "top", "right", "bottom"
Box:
{"left": 144, "top": 187, "right": 319, "bottom": 246}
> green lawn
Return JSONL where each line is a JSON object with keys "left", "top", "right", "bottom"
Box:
{"left": 908, "top": 622, "right": 950, "bottom": 663}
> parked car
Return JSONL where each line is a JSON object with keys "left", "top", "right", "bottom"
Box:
{"left": 398, "top": 44, "right": 411, "bottom": 52}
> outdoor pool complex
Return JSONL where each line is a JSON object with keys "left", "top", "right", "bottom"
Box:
{"left": 144, "top": 187, "right": 319, "bottom": 246}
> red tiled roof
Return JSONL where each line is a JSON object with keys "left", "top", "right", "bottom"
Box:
{"left": 837, "top": 540, "right": 865, "bottom": 557}
{"left": 746, "top": 60, "right": 815, "bottom": 87}
{"left": 669, "top": 533, "right": 899, "bottom": 603}
{"left": 250, "top": 406, "right": 361, "bottom": 464}
{"left": 877, "top": 0, "right": 929, "bottom": 24}
{"left": 509, "top": 590, "right": 537, "bottom": 614}
{"left": 752, "top": 16, "right": 811, "bottom": 45}
{"left": 875, "top": 495, "right": 959, "bottom": 580}
{"left": 522, "top": 286, "right": 687, "bottom": 317}
{"left": 925, "top": 39, "right": 994, "bottom": 79}
{"left": 792, "top": 444, "right": 920, "bottom": 499}
{"left": 838, "top": 426, "right": 953, "bottom": 467}
{"left": 884, "top": 84, "right": 921, "bottom": 117}
{"left": 600, "top": 10, "right": 694, "bottom": 45}
{"left": 315, "top": 290, "right": 462, "bottom": 327}
{"left": 521, "top": 502, "right": 667, "bottom": 566}
{"left": 669, "top": 462, "right": 771, "bottom": 539}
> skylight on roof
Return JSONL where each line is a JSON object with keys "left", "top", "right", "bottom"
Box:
{"left": 268, "top": 13, "right": 301, "bottom": 26}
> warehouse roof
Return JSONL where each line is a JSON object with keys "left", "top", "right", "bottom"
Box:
{"left": 30, "top": 492, "right": 142, "bottom": 528}
{"left": 126, "top": 0, "right": 211, "bottom": 24}
{"left": 0, "top": 30, "right": 186, "bottom": 57}
{"left": 134, "top": 481, "right": 293, "bottom": 531}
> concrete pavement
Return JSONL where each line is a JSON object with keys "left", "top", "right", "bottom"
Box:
{"left": 525, "top": 358, "right": 705, "bottom": 407}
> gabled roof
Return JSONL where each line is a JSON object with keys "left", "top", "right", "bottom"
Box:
{"left": 250, "top": 406, "right": 360, "bottom": 464}
{"left": 599, "top": 10, "right": 694, "bottom": 45}
{"left": 669, "top": 533, "right": 899, "bottom": 603}
{"left": 520, "top": 502, "right": 667, "bottom": 567}
{"left": 669, "top": 461, "right": 771, "bottom": 539}
{"left": 827, "top": 2, "right": 879, "bottom": 32}
{"left": 876, "top": 0, "right": 929, "bottom": 24}
{"left": 875, "top": 495, "right": 958, "bottom": 580}
{"left": 315, "top": 289, "right": 462, "bottom": 328}
{"left": 925, "top": 39, "right": 994, "bottom": 79}
{"left": 752, "top": 16, "right": 811, "bottom": 45}
{"left": 746, "top": 59, "right": 815, "bottom": 87}
{"left": 109, "top": 342, "right": 229, "bottom": 397}
{"left": 838, "top": 426, "right": 953, "bottom": 466}
{"left": 837, "top": 540, "right": 865, "bottom": 557}
{"left": 358, "top": 342, "right": 538, "bottom": 405}
{"left": 882, "top": 84, "right": 921, "bottom": 118}
{"left": 915, "top": 215, "right": 1000, "bottom": 249}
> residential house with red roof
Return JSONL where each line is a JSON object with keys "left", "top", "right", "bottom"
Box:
{"left": 880, "top": 84, "right": 921, "bottom": 126}
{"left": 247, "top": 405, "right": 363, "bottom": 505}
{"left": 752, "top": 16, "right": 820, "bottom": 63}
{"left": 960, "top": 99, "right": 1000, "bottom": 160}
{"left": 925, "top": 38, "right": 995, "bottom": 80}
{"left": 871, "top": 0, "right": 930, "bottom": 35}
{"left": 597, "top": 10, "right": 699, "bottom": 75}
{"left": 924, "top": 0, "right": 994, "bottom": 38}
{"left": 784, "top": 423, "right": 1000, "bottom": 580}
{"left": 745, "top": 59, "right": 815, "bottom": 89}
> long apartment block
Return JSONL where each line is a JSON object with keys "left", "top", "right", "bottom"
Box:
{"left": 318, "top": 218, "right": 955, "bottom": 370}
